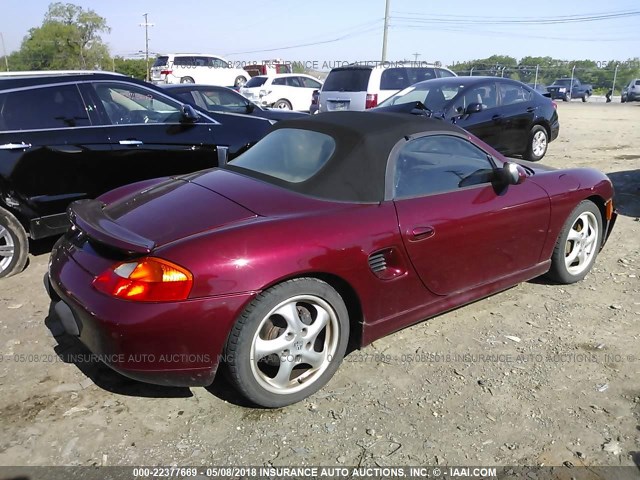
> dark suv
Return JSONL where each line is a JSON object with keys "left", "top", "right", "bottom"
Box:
{"left": 0, "top": 71, "right": 274, "bottom": 277}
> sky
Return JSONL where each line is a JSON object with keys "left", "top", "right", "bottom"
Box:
{"left": 1, "top": 0, "right": 639, "bottom": 68}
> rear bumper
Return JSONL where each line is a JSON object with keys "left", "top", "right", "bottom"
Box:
{"left": 46, "top": 244, "right": 255, "bottom": 387}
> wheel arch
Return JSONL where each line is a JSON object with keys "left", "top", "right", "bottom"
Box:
{"left": 585, "top": 194, "right": 608, "bottom": 247}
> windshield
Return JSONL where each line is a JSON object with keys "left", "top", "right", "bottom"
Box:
{"left": 244, "top": 76, "right": 268, "bottom": 88}
{"left": 378, "top": 82, "right": 463, "bottom": 111}
{"left": 230, "top": 128, "right": 336, "bottom": 184}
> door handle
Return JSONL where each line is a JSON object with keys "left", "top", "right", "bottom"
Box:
{"left": 0, "top": 142, "right": 32, "bottom": 150}
{"left": 410, "top": 226, "right": 435, "bottom": 240}
{"left": 526, "top": 107, "right": 536, "bottom": 113}
{"left": 492, "top": 114, "right": 503, "bottom": 121}
{"left": 118, "top": 140, "right": 143, "bottom": 145}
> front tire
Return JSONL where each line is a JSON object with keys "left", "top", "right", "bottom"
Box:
{"left": 525, "top": 125, "right": 548, "bottom": 161}
{"left": 0, "top": 207, "right": 29, "bottom": 279}
{"left": 546, "top": 200, "right": 602, "bottom": 284}
{"left": 582, "top": 93, "right": 589, "bottom": 102}
{"left": 180, "top": 76, "right": 194, "bottom": 83}
{"left": 225, "top": 278, "right": 349, "bottom": 408}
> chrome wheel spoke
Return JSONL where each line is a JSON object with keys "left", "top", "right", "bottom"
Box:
{"left": 0, "top": 244, "right": 14, "bottom": 257}
{"left": 305, "top": 308, "right": 329, "bottom": 343}
{"left": 272, "top": 356, "right": 296, "bottom": 388}
{"left": 273, "top": 302, "right": 304, "bottom": 330}
{"left": 254, "top": 335, "right": 292, "bottom": 360}
{"left": 567, "top": 228, "right": 582, "bottom": 242}
{"left": 565, "top": 245, "right": 580, "bottom": 267}
{"left": 300, "top": 348, "right": 325, "bottom": 369}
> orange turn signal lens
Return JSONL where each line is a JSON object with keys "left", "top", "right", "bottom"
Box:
{"left": 605, "top": 199, "right": 614, "bottom": 221}
{"left": 93, "top": 257, "right": 193, "bottom": 302}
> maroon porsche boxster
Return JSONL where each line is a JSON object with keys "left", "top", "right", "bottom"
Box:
{"left": 46, "top": 112, "right": 616, "bottom": 407}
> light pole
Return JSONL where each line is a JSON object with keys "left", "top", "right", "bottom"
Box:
{"left": 140, "top": 13, "right": 154, "bottom": 82}
{"left": 381, "top": 0, "right": 390, "bottom": 62}
{"left": 0, "top": 32, "right": 9, "bottom": 71}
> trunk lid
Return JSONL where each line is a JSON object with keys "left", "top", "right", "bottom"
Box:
{"left": 70, "top": 177, "right": 257, "bottom": 253}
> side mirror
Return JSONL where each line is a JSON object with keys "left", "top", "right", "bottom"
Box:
{"left": 501, "top": 162, "right": 526, "bottom": 186}
{"left": 180, "top": 104, "right": 200, "bottom": 123}
{"left": 465, "top": 102, "right": 483, "bottom": 114}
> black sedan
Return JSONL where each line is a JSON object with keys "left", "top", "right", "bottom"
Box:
{"left": 161, "top": 84, "right": 308, "bottom": 122}
{"left": 375, "top": 77, "right": 559, "bottom": 161}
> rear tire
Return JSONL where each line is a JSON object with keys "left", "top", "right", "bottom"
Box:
{"left": 225, "top": 278, "right": 349, "bottom": 408}
{"left": 546, "top": 200, "right": 602, "bottom": 284}
{"left": 582, "top": 93, "right": 589, "bottom": 102}
{"left": 273, "top": 99, "right": 292, "bottom": 110}
{"left": 0, "top": 207, "right": 28, "bottom": 279}
{"left": 525, "top": 125, "right": 548, "bottom": 161}
{"left": 180, "top": 76, "right": 194, "bottom": 83}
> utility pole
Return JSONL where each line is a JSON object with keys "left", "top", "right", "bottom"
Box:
{"left": 412, "top": 52, "right": 420, "bottom": 64}
{"left": 381, "top": 0, "right": 390, "bottom": 62}
{"left": 0, "top": 32, "right": 9, "bottom": 71}
{"left": 140, "top": 13, "right": 154, "bottom": 82}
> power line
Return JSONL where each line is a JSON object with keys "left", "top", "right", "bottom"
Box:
{"left": 391, "top": 9, "right": 640, "bottom": 23}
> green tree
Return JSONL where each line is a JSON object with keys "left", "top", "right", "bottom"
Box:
{"left": 9, "top": 2, "right": 111, "bottom": 71}
{"left": 113, "top": 57, "right": 148, "bottom": 80}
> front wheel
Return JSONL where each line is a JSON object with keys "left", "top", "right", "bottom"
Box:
{"left": 225, "top": 278, "right": 349, "bottom": 407}
{"left": 546, "top": 200, "right": 603, "bottom": 284}
{"left": 563, "top": 93, "right": 570, "bottom": 102}
{"left": 0, "top": 207, "right": 29, "bottom": 279}
{"left": 582, "top": 92, "right": 589, "bottom": 102}
{"left": 180, "top": 76, "right": 194, "bottom": 83}
{"left": 525, "top": 125, "right": 548, "bottom": 161}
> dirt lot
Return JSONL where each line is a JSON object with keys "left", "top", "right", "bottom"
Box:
{"left": 0, "top": 102, "right": 639, "bottom": 470}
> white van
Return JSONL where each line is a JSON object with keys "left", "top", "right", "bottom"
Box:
{"left": 150, "top": 54, "right": 250, "bottom": 87}
{"left": 319, "top": 63, "right": 456, "bottom": 112}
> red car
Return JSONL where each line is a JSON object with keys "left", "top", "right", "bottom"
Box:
{"left": 46, "top": 112, "right": 616, "bottom": 408}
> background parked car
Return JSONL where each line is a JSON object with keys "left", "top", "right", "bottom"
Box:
{"left": 0, "top": 71, "right": 273, "bottom": 278}
{"left": 244, "top": 60, "right": 292, "bottom": 78}
{"left": 161, "top": 84, "right": 307, "bottom": 121}
{"left": 621, "top": 78, "right": 640, "bottom": 102}
{"left": 240, "top": 73, "right": 323, "bottom": 111}
{"left": 374, "top": 76, "right": 559, "bottom": 162}
{"left": 319, "top": 63, "right": 456, "bottom": 113}
{"left": 150, "top": 54, "right": 249, "bottom": 87}
{"left": 547, "top": 77, "right": 592, "bottom": 102}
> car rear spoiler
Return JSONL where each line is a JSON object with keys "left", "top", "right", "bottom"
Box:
{"left": 68, "top": 199, "right": 155, "bottom": 254}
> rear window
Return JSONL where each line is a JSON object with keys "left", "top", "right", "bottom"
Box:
{"left": 230, "top": 128, "right": 336, "bottom": 184}
{"left": 245, "top": 76, "right": 268, "bottom": 88}
{"left": 380, "top": 68, "right": 437, "bottom": 90}
{"left": 0, "top": 85, "right": 90, "bottom": 130}
{"left": 153, "top": 56, "right": 169, "bottom": 67}
{"left": 635, "top": 80, "right": 640, "bottom": 86}
{"left": 323, "top": 68, "right": 372, "bottom": 92}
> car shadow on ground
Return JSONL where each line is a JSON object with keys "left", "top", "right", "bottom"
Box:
{"left": 44, "top": 303, "right": 193, "bottom": 399}
{"left": 607, "top": 169, "right": 640, "bottom": 218}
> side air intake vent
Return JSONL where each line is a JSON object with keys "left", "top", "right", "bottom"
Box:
{"left": 368, "top": 252, "right": 387, "bottom": 273}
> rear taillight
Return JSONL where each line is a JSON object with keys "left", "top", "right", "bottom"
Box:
{"left": 93, "top": 257, "right": 193, "bottom": 302}
{"left": 552, "top": 101, "right": 557, "bottom": 110}
{"left": 365, "top": 93, "right": 378, "bottom": 109}
{"left": 160, "top": 69, "right": 173, "bottom": 75}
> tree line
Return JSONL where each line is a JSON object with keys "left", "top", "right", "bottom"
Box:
{"left": 2, "top": 3, "right": 639, "bottom": 91}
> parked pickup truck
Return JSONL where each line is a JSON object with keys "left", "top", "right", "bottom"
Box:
{"left": 547, "top": 78, "right": 593, "bottom": 102}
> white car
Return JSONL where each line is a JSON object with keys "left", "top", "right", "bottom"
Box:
{"left": 150, "top": 54, "right": 249, "bottom": 87}
{"left": 319, "top": 63, "right": 456, "bottom": 112}
{"left": 240, "top": 74, "right": 323, "bottom": 111}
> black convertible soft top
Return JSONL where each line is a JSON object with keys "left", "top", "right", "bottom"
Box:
{"left": 231, "top": 111, "right": 466, "bottom": 203}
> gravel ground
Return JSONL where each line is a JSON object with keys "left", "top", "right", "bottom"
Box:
{"left": 0, "top": 101, "right": 639, "bottom": 470}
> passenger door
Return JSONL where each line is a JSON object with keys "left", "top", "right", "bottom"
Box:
{"left": 496, "top": 81, "right": 536, "bottom": 155}
{"left": 447, "top": 82, "right": 504, "bottom": 152}
{"left": 85, "top": 81, "right": 219, "bottom": 194}
{"left": 0, "top": 83, "right": 112, "bottom": 221}
{"left": 392, "top": 134, "right": 549, "bottom": 296}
